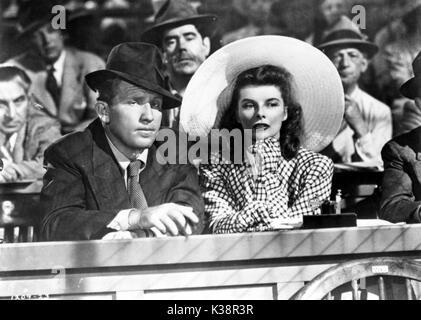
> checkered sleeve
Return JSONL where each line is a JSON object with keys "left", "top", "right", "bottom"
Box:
{"left": 281, "top": 154, "right": 334, "bottom": 217}
{"left": 199, "top": 162, "right": 272, "bottom": 234}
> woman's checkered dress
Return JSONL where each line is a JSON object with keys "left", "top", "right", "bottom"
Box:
{"left": 199, "top": 138, "right": 334, "bottom": 234}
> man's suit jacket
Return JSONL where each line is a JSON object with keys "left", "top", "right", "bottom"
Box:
{"left": 380, "top": 126, "right": 421, "bottom": 223}
{"left": 40, "top": 118, "right": 205, "bottom": 241}
{"left": 0, "top": 103, "right": 61, "bottom": 179}
{"left": 7, "top": 47, "right": 105, "bottom": 133}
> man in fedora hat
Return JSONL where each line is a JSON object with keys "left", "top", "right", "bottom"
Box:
{"left": 380, "top": 51, "right": 421, "bottom": 223}
{"left": 318, "top": 19, "right": 392, "bottom": 168}
{"left": 6, "top": 0, "right": 105, "bottom": 134}
{"left": 40, "top": 42, "right": 204, "bottom": 241}
{"left": 141, "top": 0, "right": 217, "bottom": 129}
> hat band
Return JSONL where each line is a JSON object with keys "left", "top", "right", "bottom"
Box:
{"left": 323, "top": 30, "right": 365, "bottom": 43}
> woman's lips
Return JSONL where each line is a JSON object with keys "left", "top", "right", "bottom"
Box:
{"left": 253, "top": 123, "right": 269, "bottom": 130}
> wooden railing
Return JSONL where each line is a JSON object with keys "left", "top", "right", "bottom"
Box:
{"left": 1, "top": 224, "right": 421, "bottom": 300}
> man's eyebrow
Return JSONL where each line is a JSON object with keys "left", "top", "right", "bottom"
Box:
{"left": 13, "top": 95, "right": 25, "bottom": 101}
{"left": 182, "top": 31, "right": 197, "bottom": 37}
{"left": 0, "top": 99, "right": 7, "bottom": 105}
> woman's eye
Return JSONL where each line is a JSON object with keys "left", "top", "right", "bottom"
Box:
{"left": 242, "top": 103, "right": 254, "bottom": 109}
{"left": 128, "top": 100, "right": 137, "bottom": 105}
{"left": 268, "top": 102, "right": 280, "bottom": 107}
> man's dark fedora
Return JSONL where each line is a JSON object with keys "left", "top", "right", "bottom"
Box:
{"left": 401, "top": 51, "right": 421, "bottom": 99}
{"left": 16, "top": 0, "right": 94, "bottom": 38}
{"left": 140, "top": 0, "right": 217, "bottom": 47}
{"left": 85, "top": 42, "right": 181, "bottom": 109}
{"left": 318, "top": 17, "right": 378, "bottom": 59}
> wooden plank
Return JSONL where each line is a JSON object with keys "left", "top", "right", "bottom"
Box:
{"left": 1, "top": 224, "right": 421, "bottom": 272}
{"left": 0, "top": 263, "right": 338, "bottom": 298}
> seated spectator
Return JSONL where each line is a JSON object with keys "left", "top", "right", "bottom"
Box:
{"left": 380, "top": 51, "right": 421, "bottom": 223}
{"left": 40, "top": 42, "right": 204, "bottom": 241}
{"left": 318, "top": 20, "right": 392, "bottom": 168}
{"left": 372, "top": 0, "right": 421, "bottom": 135}
{"left": 305, "top": 0, "right": 350, "bottom": 46}
{"left": 221, "top": 0, "right": 287, "bottom": 46}
{"left": 180, "top": 36, "right": 344, "bottom": 234}
{"left": 0, "top": 65, "right": 61, "bottom": 182}
{"left": 6, "top": 1, "right": 105, "bottom": 134}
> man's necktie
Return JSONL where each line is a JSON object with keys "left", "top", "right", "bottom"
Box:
{"left": 45, "top": 65, "right": 61, "bottom": 107}
{"left": 127, "top": 160, "right": 148, "bottom": 210}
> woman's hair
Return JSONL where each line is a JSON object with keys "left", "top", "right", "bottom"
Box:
{"left": 0, "top": 66, "right": 32, "bottom": 94}
{"left": 220, "top": 64, "right": 303, "bottom": 160}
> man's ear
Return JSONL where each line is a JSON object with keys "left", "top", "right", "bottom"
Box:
{"left": 162, "top": 51, "right": 169, "bottom": 65}
{"left": 360, "top": 56, "right": 369, "bottom": 73}
{"left": 203, "top": 36, "right": 211, "bottom": 57}
{"left": 95, "top": 101, "right": 110, "bottom": 124}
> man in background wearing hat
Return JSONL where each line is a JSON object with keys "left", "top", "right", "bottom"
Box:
{"left": 380, "top": 51, "right": 421, "bottom": 224}
{"left": 141, "top": 0, "right": 217, "bottom": 129}
{"left": 319, "top": 20, "right": 392, "bottom": 168}
{"left": 6, "top": 1, "right": 105, "bottom": 134}
{"left": 372, "top": 0, "right": 421, "bottom": 131}
{"left": 40, "top": 42, "right": 204, "bottom": 241}
{"left": 0, "top": 65, "right": 61, "bottom": 183}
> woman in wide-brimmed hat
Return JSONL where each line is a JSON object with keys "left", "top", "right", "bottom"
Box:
{"left": 180, "top": 36, "right": 344, "bottom": 234}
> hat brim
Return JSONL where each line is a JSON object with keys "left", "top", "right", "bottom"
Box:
{"left": 318, "top": 39, "right": 378, "bottom": 58}
{"left": 400, "top": 77, "right": 420, "bottom": 99}
{"left": 180, "top": 35, "right": 345, "bottom": 152}
{"left": 85, "top": 69, "right": 181, "bottom": 110}
{"left": 141, "top": 14, "right": 217, "bottom": 46}
{"left": 17, "top": 9, "right": 96, "bottom": 39}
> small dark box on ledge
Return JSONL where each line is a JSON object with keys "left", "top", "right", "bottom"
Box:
{"left": 302, "top": 213, "right": 357, "bottom": 229}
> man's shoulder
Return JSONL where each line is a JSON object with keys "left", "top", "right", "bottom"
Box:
{"left": 359, "top": 89, "right": 390, "bottom": 112}
{"left": 5, "top": 51, "right": 43, "bottom": 71}
{"left": 27, "top": 108, "right": 61, "bottom": 137}
{"left": 392, "top": 126, "right": 421, "bottom": 148}
{"left": 45, "top": 127, "right": 92, "bottom": 159}
{"left": 66, "top": 47, "right": 104, "bottom": 67}
{"left": 383, "top": 126, "right": 421, "bottom": 160}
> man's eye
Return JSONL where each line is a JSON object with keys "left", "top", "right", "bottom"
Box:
{"left": 128, "top": 100, "right": 137, "bottom": 105}
{"left": 151, "top": 100, "right": 162, "bottom": 109}
{"left": 165, "top": 39, "right": 177, "bottom": 47}
{"left": 15, "top": 97, "right": 25, "bottom": 104}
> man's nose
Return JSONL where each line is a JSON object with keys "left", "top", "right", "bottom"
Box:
{"left": 6, "top": 103, "right": 17, "bottom": 119}
{"left": 39, "top": 30, "right": 53, "bottom": 45}
{"left": 178, "top": 37, "right": 187, "bottom": 50}
{"left": 140, "top": 103, "right": 154, "bottom": 122}
{"left": 340, "top": 54, "right": 351, "bottom": 68}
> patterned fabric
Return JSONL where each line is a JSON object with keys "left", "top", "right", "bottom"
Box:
{"left": 199, "top": 137, "right": 334, "bottom": 234}
{"left": 127, "top": 160, "right": 149, "bottom": 211}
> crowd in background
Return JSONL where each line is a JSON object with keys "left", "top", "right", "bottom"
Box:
{"left": 1, "top": 0, "right": 421, "bottom": 239}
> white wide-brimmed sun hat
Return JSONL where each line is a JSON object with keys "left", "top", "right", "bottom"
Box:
{"left": 180, "top": 35, "right": 344, "bottom": 152}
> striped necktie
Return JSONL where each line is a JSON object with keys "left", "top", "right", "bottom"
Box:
{"left": 127, "top": 160, "right": 148, "bottom": 210}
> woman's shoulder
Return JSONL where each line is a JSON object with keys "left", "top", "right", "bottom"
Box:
{"left": 295, "top": 148, "right": 333, "bottom": 169}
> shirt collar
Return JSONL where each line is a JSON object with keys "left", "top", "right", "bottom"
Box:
{"left": 52, "top": 50, "right": 66, "bottom": 86}
{"left": 105, "top": 134, "right": 148, "bottom": 172}
{"left": 349, "top": 85, "right": 361, "bottom": 99}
